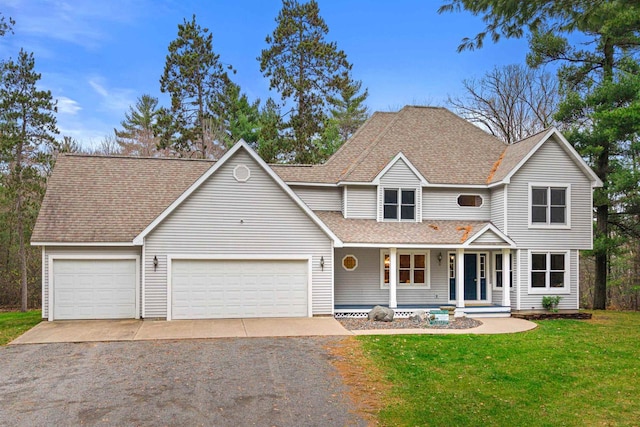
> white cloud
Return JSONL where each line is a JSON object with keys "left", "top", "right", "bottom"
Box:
{"left": 56, "top": 96, "right": 82, "bottom": 115}
{"left": 88, "top": 76, "right": 135, "bottom": 114}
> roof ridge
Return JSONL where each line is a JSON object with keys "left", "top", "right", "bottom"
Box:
{"left": 323, "top": 111, "right": 396, "bottom": 167}
{"left": 61, "top": 153, "right": 216, "bottom": 162}
{"left": 339, "top": 108, "right": 406, "bottom": 181}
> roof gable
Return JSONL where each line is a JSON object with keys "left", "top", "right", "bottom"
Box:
{"left": 464, "top": 224, "right": 515, "bottom": 247}
{"left": 490, "top": 128, "right": 603, "bottom": 187}
{"left": 133, "top": 140, "right": 342, "bottom": 246}
{"left": 372, "top": 152, "right": 429, "bottom": 185}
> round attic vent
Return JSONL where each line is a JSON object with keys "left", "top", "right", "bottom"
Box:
{"left": 233, "top": 164, "right": 251, "bottom": 182}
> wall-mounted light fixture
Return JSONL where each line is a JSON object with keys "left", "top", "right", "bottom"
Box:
{"left": 320, "top": 256, "right": 325, "bottom": 271}
{"left": 153, "top": 256, "right": 158, "bottom": 271}
{"left": 437, "top": 252, "right": 443, "bottom": 266}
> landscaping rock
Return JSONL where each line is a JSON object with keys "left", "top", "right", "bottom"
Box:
{"left": 368, "top": 305, "right": 394, "bottom": 322}
{"left": 409, "top": 310, "right": 427, "bottom": 322}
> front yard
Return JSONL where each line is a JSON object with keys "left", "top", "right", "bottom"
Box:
{"left": 0, "top": 310, "right": 41, "bottom": 345}
{"left": 352, "top": 311, "right": 639, "bottom": 426}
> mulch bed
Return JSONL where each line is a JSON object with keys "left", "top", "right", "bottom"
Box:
{"left": 512, "top": 312, "right": 592, "bottom": 320}
{"left": 337, "top": 316, "right": 482, "bottom": 331}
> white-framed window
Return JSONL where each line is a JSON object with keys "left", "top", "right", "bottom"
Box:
{"left": 383, "top": 188, "right": 416, "bottom": 221}
{"left": 457, "top": 194, "right": 483, "bottom": 207}
{"left": 380, "top": 250, "right": 430, "bottom": 288}
{"left": 494, "top": 253, "right": 513, "bottom": 289}
{"left": 529, "top": 251, "right": 570, "bottom": 294}
{"left": 342, "top": 254, "right": 358, "bottom": 271}
{"left": 529, "top": 183, "right": 571, "bottom": 228}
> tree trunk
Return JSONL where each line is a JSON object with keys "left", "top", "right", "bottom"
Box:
{"left": 593, "top": 38, "right": 615, "bottom": 310}
{"left": 17, "top": 191, "right": 27, "bottom": 312}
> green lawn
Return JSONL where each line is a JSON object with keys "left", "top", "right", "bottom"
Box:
{"left": 0, "top": 310, "right": 42, "bottom": 345}
{"left": 359, "top": 311, "right": 640, "bottom": 427}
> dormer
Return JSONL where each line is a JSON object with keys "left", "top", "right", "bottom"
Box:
{"left": 373, "top": 153, "right": 428, "bottom": 222}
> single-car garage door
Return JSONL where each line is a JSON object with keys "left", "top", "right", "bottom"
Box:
{"left": 171, "top": 259, "right": 308, "bottom": 319}
{"left": 53, "top": 259, "right": 137, "bottom": 320}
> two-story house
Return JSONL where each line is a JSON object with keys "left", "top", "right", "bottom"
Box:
{"left": 32, "top": 106, "right": 602, "bottom": 320}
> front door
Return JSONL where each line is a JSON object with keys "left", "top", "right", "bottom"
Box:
{"left": 464, "top": 254, "right": 477, "bottom": 300}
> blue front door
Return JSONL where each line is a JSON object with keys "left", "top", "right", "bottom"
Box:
{"left": 464, "top": 254, "right": 477, "bottom": 300}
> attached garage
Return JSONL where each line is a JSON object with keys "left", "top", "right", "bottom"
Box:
{"left": 170, "top": 258, "right": 310, "bottom": 320}
{"left": 51, "top": 258, "right": 138, "bottom": 320}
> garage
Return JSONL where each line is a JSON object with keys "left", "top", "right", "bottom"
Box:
{"left": 52, "top": 259, "right": 137, "bottom": 320}
{"left": 170, "top": 259, "right": 309, "bottom": 320}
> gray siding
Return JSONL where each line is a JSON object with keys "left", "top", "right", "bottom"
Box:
{"left": 144, "top": 149, "right": 334, "bottom": 318}
{"left": 517, "top": 249, "right": 579, "bottom": 310}
{"left": 378, "top": 159, "right": 423, "bottom": 221}
{"left": 471, "top": 230, "right": 505, "bottom": 245}
{"left": 507, "top": 137, "right": 593, "bottom": 249}
{"left": 490, "top": 186, "right": 505, "bottom": 231}
{"left": 423, "top": 188, "right": 491, "bottom": 221}
{"left": 345, "top": 186, "right": 376, "bottom": 219}
{"left": 42, "top": 246, "right": 141, "bottom": 318}
{"left": 291, "top": 186, "right": 342, "bottom": 211}
{"left": 334, "top": 248, "right": 449, "bottom": 306}
{"left": 379, "top": 158, "right": 423, "bottom": 187}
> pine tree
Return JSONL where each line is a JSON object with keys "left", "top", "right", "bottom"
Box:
{"left": 157, "top": 15, "right": 232, "bottom": 159}
{"left": 115, "top": 94, "right": 166, "bottom": 157}
{"left": 0, "top": 49, "right": 58, "bottom": 311}
{"left": 259, "top": 0, "right": 353, "bottom": 163}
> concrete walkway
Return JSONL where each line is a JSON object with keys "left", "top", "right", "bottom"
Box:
{"left": 10, "top": 316, "right": 537, "bottom": 345}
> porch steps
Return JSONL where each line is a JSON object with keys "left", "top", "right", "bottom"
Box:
{"left": 464, "top": 305, "right": 511, "bottom": 318}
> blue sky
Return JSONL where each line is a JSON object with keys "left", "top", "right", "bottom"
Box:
{"left": 0, "top": 0, "right": 531, "bottom": 149}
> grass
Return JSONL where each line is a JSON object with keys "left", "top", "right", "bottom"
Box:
{"left": 0, "top": 310, "right": 42, "bottom": 345}
{"left": 358, "top": 311, "right": 640, "bottom": 427}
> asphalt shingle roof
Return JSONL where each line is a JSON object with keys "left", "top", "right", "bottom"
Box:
{"left": 31, "top": 154, "right": 213, "bottom": 243}
{"left": 315, "top": 211, "right": 490, "bottom": 245}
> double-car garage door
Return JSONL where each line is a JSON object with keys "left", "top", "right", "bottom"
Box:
{"left": 51, "top": 258, "right": 309, "bottom": 320}
{"left": 171, "top": 259, "right": 309, "bottom": 319}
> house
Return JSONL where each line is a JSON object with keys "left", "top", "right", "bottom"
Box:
{"left": 31, "top": 106, "right": 602, "bottom": 321}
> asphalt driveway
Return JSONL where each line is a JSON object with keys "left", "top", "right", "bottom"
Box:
{"left": 0, "top": 337, "right": 365, "bottom": 426}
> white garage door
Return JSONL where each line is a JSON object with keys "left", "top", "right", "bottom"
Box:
{"left": 53, "top": 259, "right": 137, "bottom": 320}
{"left": 171, "top": 259, "right": 308, "bottom": 319}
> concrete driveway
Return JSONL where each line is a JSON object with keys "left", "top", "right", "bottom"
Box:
{"left": 10, "top": 317, "right": 352, "bottom": 345}
{"left": 0, "top": 337, "right": 365, "bottom": 426}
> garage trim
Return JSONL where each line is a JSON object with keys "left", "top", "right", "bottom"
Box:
{"left": 166, "top": 254, "right": 313, "bottom": 321}
{"left": 48, "top": 254, "right": 141, "bottom": 321}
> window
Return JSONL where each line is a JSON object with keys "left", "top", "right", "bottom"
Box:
{"left": 457, "top": 194, "right": 483, "bottom": 207}
{"left": 531, "top": 185, "right": 569, "bottom": 226}
{"left": 342, "top": 255, "right": 358, "bottom": 271}
{"left": 530, "top": 252, "right": 568, "bottom": 292}
{"left": 383, "top": 189, "right": 415, "bottom": 220}
{"left": 381, "top": 251, "right": 429, "bottom": 287}
{"left": 495, "top": 253, "right": 513, "bottom": 288}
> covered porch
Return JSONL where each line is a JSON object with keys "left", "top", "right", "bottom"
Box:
{"left": 332, "top": 223, "right": 517, "bottom": 318}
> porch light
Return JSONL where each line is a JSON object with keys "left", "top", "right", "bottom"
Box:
{"left": 438, "top": 252, "right": 443, "bottom": 265}
{"left": 153, "top": 256, "right": 158, "bottom": 271}
{"left": 320, "top": 256, "right": 325, "bottom": 271}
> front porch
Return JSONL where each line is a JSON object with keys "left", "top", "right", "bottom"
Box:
{"left": 334, "top": 303, "right": 511, "bottom": 318}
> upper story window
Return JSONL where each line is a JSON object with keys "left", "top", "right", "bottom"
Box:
{"left": 530, "top": 184, "right": 570, "bottom": 227}
{"left": 457, "top": 194, "right": 483, "bottom": 207}
{"left": 383, "top": 188, "right": 415, "bottom": 220}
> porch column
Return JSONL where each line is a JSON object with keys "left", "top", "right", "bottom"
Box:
{"left": 389, "top": 247, "right": 397, "bottom": 308}
{"left": 502, "top": 248, "right": 511, "bottom": 307}
{"left": 454, "top": 248, "right": 465, "bottom": 317}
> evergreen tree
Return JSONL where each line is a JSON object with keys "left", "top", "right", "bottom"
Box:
{"left": 115, "top": 94, "right": 166, "bottom": 157}
{"left": 255, "top": 98, "right": 287, "bottom": 163}
{"left": 210, "top": 78, "right": 261, "bottom": 149}
{"left": 326, "top": 79, "right": 369, "bottom": 143}
{"left": 440, "top": 0, "right": 640, "bottom": 309}
{"left": 259, "top": 0, "right": 353, "bottom": 163}
{"left": 0, "top": 49, "right": 58, "bottom": 311}
{"left": 157, "top": 15, "right": 232, "bottom": 159}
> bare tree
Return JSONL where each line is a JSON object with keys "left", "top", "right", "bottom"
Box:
{"left": 91, "top": 135, "right": 121, "bottom": 156}
{"left": 448, "top": 64, "right": 559, "bottom": 144}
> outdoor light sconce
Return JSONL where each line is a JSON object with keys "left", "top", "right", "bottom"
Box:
{"left": 153, "top": 256, "right": 158, "bottom": 271}
{"left": 320, "top": 256, "right": 325, "bottom": 271}
{"left": 437, "top": 252, "right": 443, "bottom": 266}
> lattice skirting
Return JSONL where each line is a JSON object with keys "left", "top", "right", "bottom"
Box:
{"left": 334, "top": 310, "right": 430, "bottom": 319}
